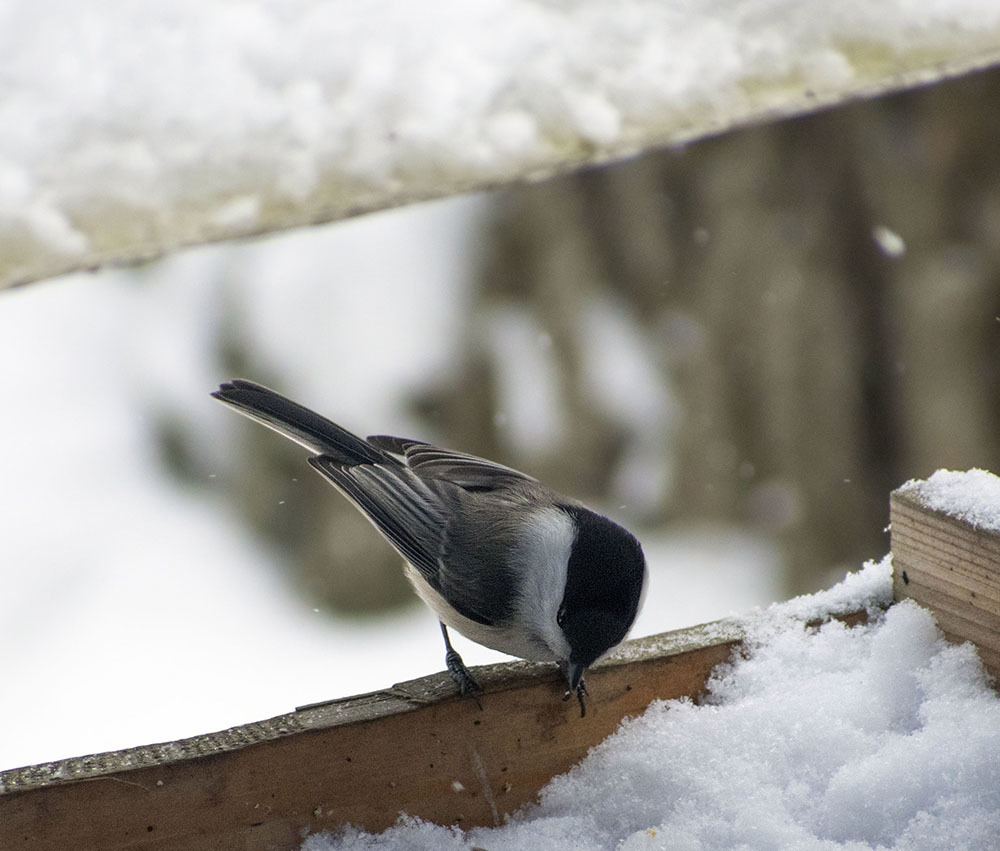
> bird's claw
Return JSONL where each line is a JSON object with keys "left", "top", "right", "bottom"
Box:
{"left": 563, "top": 678, "right": 589, "bottom": 717}
{"left": 445, "top": 647, "right": 483, "bottom": 710}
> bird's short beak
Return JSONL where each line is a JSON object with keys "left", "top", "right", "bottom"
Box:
{"left": 566, "top": 662, "right": 586, "bottom": 693}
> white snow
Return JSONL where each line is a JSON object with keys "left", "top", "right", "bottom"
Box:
{"left": 303, "top": 561, "right": 1000, "bottom": 851}
{"left": 872, "top": 225, "right": 907, "bottom": 259}
{"left": 2, "top": 0, "right": 1000, "bottom": 288}
{"left": 898, "top": 469, "right": 1000, "bottom": 533}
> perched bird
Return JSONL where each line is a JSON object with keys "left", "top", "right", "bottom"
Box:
{"left": 212, "top": 379, "right": 647, "bottom": 715}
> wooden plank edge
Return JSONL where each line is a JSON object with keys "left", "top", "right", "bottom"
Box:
{"left": 892, "top": 494, "right": 1000, "bottom": 573}
{"left": 0, "top": 616, "right": 742, "bottom": 794}
{"left": 0, "top": 611, "right": 875, "bottom": 851}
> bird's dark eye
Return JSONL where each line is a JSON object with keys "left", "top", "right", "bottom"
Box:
{"left": 556, "top": 606, "right": 566, "bottom": 627}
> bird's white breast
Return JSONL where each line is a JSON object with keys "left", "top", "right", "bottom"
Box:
{"left": 403, "top": 506, "right": 575, "bottom": 663}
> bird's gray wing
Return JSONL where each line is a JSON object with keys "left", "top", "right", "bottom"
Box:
{"left": 214, "top": 382, "right": 525, "bottom": 626}
{"left": 309, "top": 453, "right": 524, "bottom": 627}
{"left": 366, "top": 435, "right": 538, "bottom": 491}
{"left": 308, "top": 456, "right": 447, "bottom": 582}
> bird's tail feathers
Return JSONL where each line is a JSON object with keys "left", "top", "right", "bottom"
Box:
{"left": 211, "top": 379, "right": 385, "bottom": 465}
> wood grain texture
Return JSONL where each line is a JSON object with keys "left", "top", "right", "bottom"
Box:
{"left": 0, "top": 619, "right": 749, "bottom": 851}
{"left": 891, "top": 487, "right": 1000, "bottom": 679}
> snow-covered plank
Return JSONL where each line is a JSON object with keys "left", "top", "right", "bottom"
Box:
{"left": 2, "top": 2, "right": 1000, "bottom": 291}
{"left": 892, "top": 470, "right": 1000, "bottom": 679}
{"left": 0, "top": 554, "right": 898, "bottom": 850}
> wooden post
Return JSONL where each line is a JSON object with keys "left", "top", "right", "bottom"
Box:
{"left": 891, "top": 477, "right": 1000, "bottom": 680}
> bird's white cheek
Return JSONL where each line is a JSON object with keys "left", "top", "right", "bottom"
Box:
{"left": 512, "top": 507, "right": 575, "bottom": 661}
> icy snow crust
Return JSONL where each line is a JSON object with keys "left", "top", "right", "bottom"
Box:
{"left": 3, "top": 0, "right": 1000, "bottom": 288}
{"left": 899, "top": 469, "right": 1000, "bottom": 533}
{"left": 304, "top": 560, "right": 1000, "bottom": 851}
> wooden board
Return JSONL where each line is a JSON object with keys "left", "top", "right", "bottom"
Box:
{"left": 891, "top": 487, "right": 1000, "bottom": 679}
{"left": 0, "top": 618, "right": 749, "bottom": 851}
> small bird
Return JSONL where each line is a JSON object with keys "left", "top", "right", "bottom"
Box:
{"left": 212, "top": 379, "right": 647, "bottom": 715}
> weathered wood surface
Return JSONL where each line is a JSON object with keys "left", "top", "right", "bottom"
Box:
{"left": 0, "top": 618, "right": 749, "bottom": 851}
{"left": 891, "top": 487, "right": 1000, "bottom": 679}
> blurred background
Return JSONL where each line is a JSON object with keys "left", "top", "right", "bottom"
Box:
{"left": 3, "top": 66, "right": 999, "bottom": 770}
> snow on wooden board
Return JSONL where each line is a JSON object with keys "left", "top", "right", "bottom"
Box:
{"left": 304, "top": 563, "right": 1000, "bottom": 851}
{"left": 3, "top": 543, "right": 997, "bottom": 850}
{"left": 2, "top": 0, "right": 1000, "bottom": 290}
{"left": 0, "top": 560, "right": 887, "bottom": 850}
{"left": 898, "top": 469, "right": 1000, "bottom": 533}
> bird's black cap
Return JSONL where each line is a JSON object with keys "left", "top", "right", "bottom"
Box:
{"left": 557, "top": 504, "right": 646, "bottom": 668}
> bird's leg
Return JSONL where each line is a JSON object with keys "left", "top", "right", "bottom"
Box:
{"left": 560, "top": 662, "right": 589, "bottom": 717}
{"left": 440, "top": 622, "right": 483, "bottom": 708}
{"left": 573, "top": 678, "right": 588, "bottom": 717}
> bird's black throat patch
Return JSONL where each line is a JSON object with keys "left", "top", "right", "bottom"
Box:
{"left": 556, "top": 504, "right": 646, "bottom": 665}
